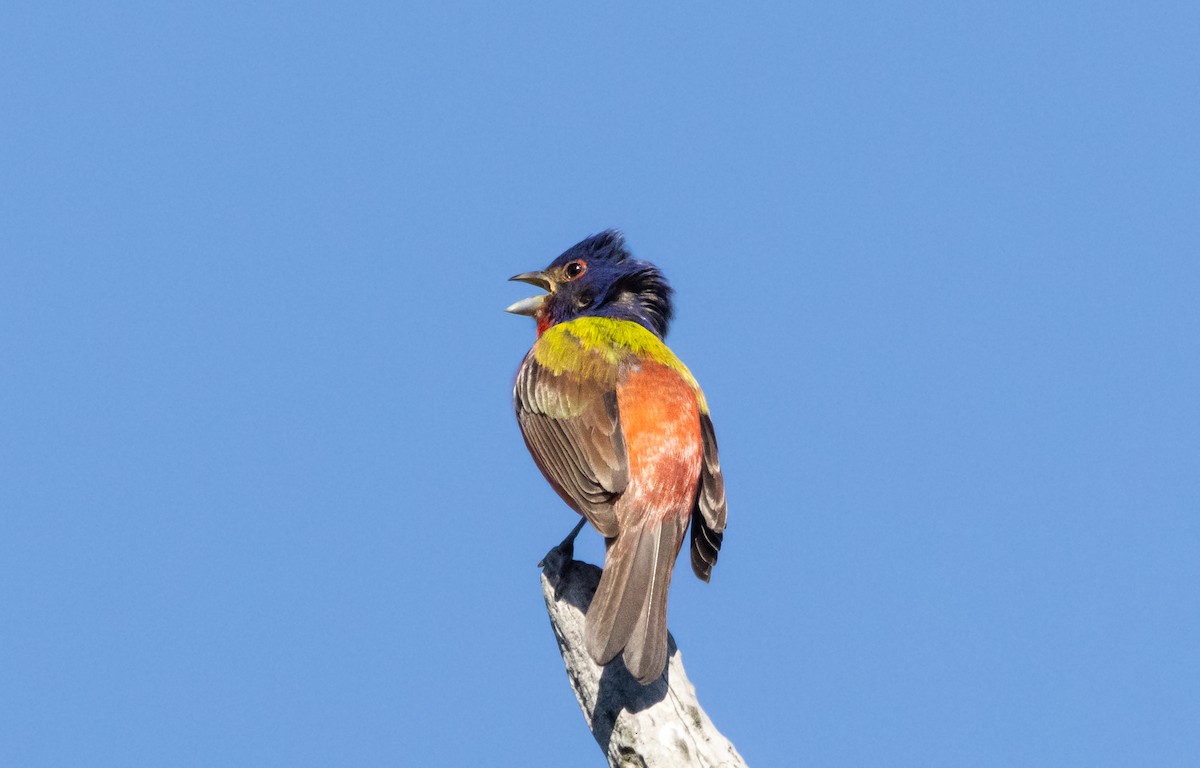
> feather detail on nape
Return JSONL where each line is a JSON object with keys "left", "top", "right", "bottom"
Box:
{"left": 604, "top": 262, "right": 674, "bottom": 338}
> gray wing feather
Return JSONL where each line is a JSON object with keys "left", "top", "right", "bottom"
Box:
{"left": 689, "top": 413, "right": 726, "bottom": 581}
{"left": 514, "top": 354, "right": 627, "bottom": 536}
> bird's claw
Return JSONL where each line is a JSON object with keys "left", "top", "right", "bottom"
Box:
{"left": 538, "top": 517, "right": 587, "bottom": 569}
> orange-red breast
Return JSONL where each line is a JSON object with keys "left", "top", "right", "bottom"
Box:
{"left": 507, "top": 230, "right": 726, "bottom": 684}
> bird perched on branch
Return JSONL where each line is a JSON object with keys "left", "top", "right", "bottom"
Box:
{"left": 507, "top": 230, "right": 727, "bottom": 685}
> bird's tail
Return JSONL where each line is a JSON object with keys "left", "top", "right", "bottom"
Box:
{"left": 585, "top": 517, "right": 685, "bottom": 684}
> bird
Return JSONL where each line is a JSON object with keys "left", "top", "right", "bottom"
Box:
{"left": 506, "top": 230, "right": 726, "bottom": 685}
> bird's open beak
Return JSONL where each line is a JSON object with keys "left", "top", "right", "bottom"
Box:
{"left": 506, "top": 271, "right": 552, "bottom": 316}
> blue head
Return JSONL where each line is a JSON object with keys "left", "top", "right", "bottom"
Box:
{"left": 506, "top": 230, "right": 674, "bottom": 337}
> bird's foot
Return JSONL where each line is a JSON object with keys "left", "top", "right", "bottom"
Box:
{"left": 538, "top": 517, "right": 587, "bottom": 571}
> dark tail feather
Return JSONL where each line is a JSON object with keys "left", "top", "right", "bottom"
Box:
{"left": 585, "top": 519, "right": 684, "bottom": 685}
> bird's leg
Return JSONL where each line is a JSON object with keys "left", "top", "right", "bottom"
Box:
{"left": 538, "top": 516, "right": 587, "bottom": 569}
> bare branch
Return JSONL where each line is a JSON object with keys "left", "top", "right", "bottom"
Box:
{"left": 540, "top": 545, "right": 748, "bottom": 767}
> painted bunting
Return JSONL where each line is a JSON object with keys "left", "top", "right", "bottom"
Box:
{"left": 507, "top": 230, "right": 726, "bottom": 685}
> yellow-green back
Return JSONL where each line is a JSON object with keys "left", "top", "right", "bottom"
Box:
{"left": 533, "top": 317, "right": 708, "bottom": 413}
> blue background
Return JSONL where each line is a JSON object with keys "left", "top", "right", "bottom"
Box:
{"left": 2, "top": 2, "right": 1197, "bottom": 765}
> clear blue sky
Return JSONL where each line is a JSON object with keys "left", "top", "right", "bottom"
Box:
{"left": 2, "top": 2, "right": 1197, "bottom": 765}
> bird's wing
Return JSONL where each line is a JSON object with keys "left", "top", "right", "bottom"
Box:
{"left": 689, "top": 412, "right": 726, "bottom": 581}
{"left": 514, "top": 350, "right": 627, "bottom": 537}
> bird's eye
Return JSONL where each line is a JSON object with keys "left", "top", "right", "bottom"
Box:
{"left": 563, "top": 260, "right": 587, "bottom": 281}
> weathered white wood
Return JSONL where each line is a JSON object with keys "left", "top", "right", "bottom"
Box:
{"left": 540, "top": 543, "right": 748, "bottom": 768}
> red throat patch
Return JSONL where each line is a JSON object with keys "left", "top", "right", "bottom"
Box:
{"left": 536, "top": 312, "right": 552, "bottom": 337}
